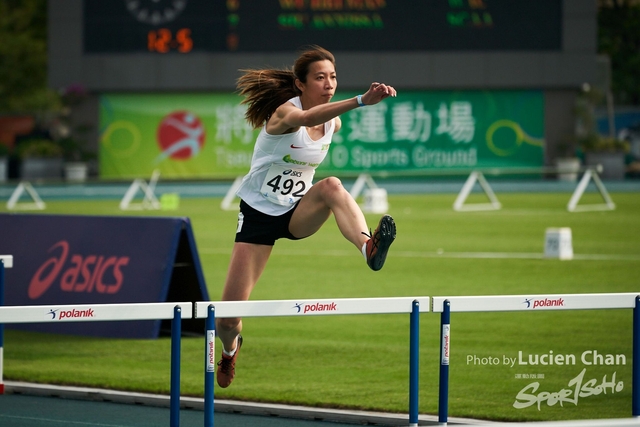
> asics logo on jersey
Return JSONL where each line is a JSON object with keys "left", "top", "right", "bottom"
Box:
{"left": 282, "top": 170, "right": 302, "bottom": 177}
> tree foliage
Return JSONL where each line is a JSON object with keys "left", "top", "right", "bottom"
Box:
{"left": 0, "top": 0, "right": 59, "bottom": 113}
{"left": 598, "top": 0, "right": 640, "bottom": 105}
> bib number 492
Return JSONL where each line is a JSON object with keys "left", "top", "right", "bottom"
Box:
{"left": 266, "top": 173, "right": 306, "bottom": 198}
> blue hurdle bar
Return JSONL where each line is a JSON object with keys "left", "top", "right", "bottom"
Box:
{"left": 438, "top": 300, "right": 451, "bottom": 425}
{"left": 634, "top": 296, "right": 640, "bottom": 417}
{"left": 0, "top": 255, "right": 13, "bottom": 395}
{"left": 170, "top": 305, "right": 182, "bottom": 427}
{"left": 409, "top": 300, "right": 420, "bottom": 426}
{"left": 0, "top": 259, "right": 5, "bottom": 395}
{"left": 204, "top": 305, "right": 216, "bottom": 427}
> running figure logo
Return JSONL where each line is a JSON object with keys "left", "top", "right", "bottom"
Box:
{"left": 155, "top": 111, "right": 205, "bottom": 163}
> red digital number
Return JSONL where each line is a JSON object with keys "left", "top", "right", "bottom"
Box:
{"left": 148, "top": 28, "right": 192, "bottom": 53}
{"left": 176, "top": 28, "right": 193, "bottom": 53}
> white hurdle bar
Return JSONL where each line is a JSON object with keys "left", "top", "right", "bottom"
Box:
{"left": 0, "top": 302, "right": 193, "bottom": 324}
{"left": 432, "top": 293, "right": 640, "bottom": 426}
{"left": 195, "top": 297, "right": 430, "bottom": 427}
{"left": 0, "top": 302, "right": 192, "bottom": 427}
{"left": 432, "top": 293, "right": 639, "bottom": 313}
{"left": 195, "top": 296, "right": 430, "bottom": 318}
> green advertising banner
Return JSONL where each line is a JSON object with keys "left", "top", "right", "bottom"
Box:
{"left": 99, "top": 93, "right": 257, "bottom": 179}
{"left": 99, "top": 91, "right": 544, "bottom": 179}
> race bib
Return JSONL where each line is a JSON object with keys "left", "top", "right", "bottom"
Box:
{"left": 260, "top": 164, "right": 313, "bottom": 206}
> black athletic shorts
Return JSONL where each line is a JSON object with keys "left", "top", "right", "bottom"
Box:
{"left": 235, "top": 200, "right": 302, "bottom": 246}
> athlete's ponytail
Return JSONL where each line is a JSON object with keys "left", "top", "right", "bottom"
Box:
{"left": 237, "top": 69, "right": 297, "bottom": 129}
{"left": 237, "top": 45, "right": 336, "bottom": 129}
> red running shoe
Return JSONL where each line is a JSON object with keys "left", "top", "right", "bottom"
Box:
{"left": 216, "top": 335, "right": 243, "bottom": 388}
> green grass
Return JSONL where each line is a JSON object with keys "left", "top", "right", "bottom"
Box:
{"left": 2, "top": 192, "right": 640, "bottom": 421}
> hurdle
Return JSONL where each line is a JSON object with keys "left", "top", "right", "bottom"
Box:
{"left": 194, "top": 297, "right": 430, "bottom": 427}
{"left": 0, "top": 255, "right": 13, "bottom": 394}
{"left": 452, "top": 166, "right": 615, "bottom": 213}
{"left": 432, "top": 293, "right": 640, "bottom": 425}
{"left": 220, "top": 176, "right": 243, "bottom": 211}
{"left": 120, "top": 169, "right": 161, "bottom": 210}
{"left": 0, "top": 301, "right": 193, "bottom": 427}
{"left": 6, "top": 182, "right": 46, "bottom": 210}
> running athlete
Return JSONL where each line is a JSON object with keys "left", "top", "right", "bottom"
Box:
{"left": 216, "top": 45, "right": 397, "bottom": 388}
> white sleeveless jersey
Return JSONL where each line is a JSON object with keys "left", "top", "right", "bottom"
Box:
{"left": 236, "top": 96, "right": 335, "bottom": 215}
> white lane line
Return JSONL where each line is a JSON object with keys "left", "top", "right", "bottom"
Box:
{"left": 199, "top": 248, "right": 640, "bottom": 261}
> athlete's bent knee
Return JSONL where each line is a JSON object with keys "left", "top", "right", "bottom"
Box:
{"left": 317, "top": 176, "right": 344, "bottom": 194}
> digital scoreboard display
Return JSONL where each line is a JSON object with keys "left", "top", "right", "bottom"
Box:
{"left": 83, "top": 0, "right": 562, "bottom": 54}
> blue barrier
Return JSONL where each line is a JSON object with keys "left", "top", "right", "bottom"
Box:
{"left": 204, "top": 305, "right": 216, "bottom": 427}
{"left": 0, "top": 255, "right": 13, "bottom": 395}
{"left": 634, "top": 296, "right": 640, "bottom": 416}
{"left": 0, "top": 259, "right": 4, "bottom": 395}
{"left": 438, "top": 299, "right": 450, "bottom": 425}
{"left": 171, "top": 305, "right": 182, "bottom": 427}
{"left": 409, "top": 300, "right": 420, "bottom": 426}
{"left": 0, "top": 214, "right": 208, "bottom": 338}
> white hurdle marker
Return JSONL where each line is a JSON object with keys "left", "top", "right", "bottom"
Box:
{"left": 195, "top": 297, "right": 430, "bottom": 427}
{"left": 0, "top": 255, "right": 13, "bottom": 269}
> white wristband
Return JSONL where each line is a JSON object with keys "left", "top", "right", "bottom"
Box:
{"left": 356, "top": 94, "right": 365, "bottom": 107}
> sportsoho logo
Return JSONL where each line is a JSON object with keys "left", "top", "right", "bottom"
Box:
{"left": 292, "top": 301, "right": 338, "bottom": 314}
{"left": 523, "top": 297, "right": 565, "bottom": 309}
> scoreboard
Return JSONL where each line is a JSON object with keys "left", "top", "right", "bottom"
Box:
{"left": 83, "top": 0, "right": 562, "bottom": 54}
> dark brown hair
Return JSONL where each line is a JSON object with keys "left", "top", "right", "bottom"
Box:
{"left": 237, "top": 45, "right": 336, "bottom": 128}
